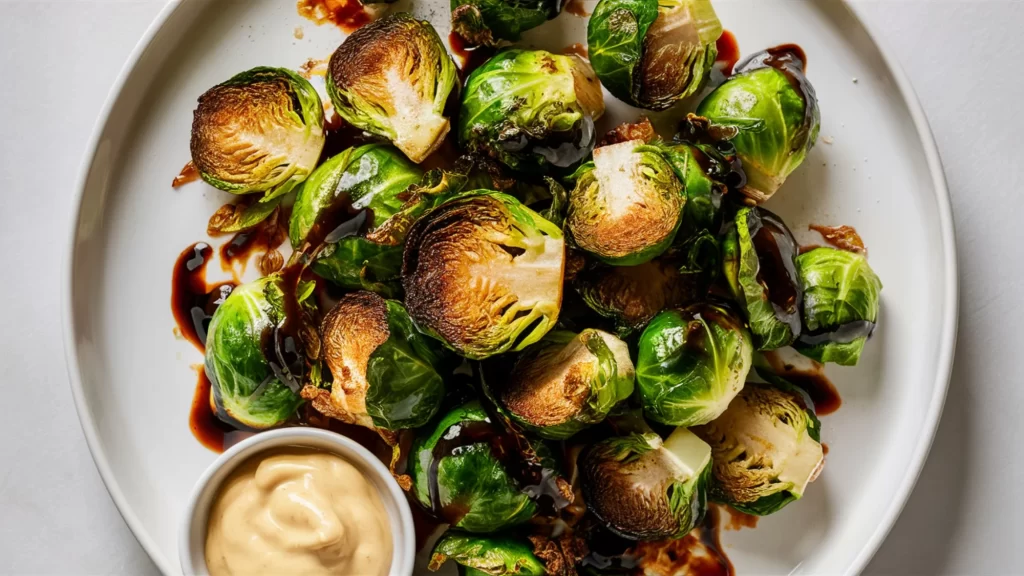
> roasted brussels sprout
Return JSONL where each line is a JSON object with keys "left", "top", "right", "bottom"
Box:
{"left": 304, "top": 292, "right": 447, "bottom": 431}
{"left": 487, "top": 329, "right": 634, "bottom": 439}
{"left": 575, "top": 258, "right": 699, "bottom": 335}
{"left": 410, "top": 401, "right": 549, "bottom": 532}
{"left": 696, "top": 46, "right": 820, "bottom": 202}
{"left": 459, "top": 49, "right": 605, "bottom": 174}
{"left": 428, "top": 532, "right": 546, "bottom": 575}
{"left": 205, "top": 276, "right": 310, "bottom": 429}
{"left": 692, "top": 377, "right": 824, "bottom": 515}
{"left": 579, "top": 427, "right": 712, "bottom": 540}
{"left": 327, "top": 13, "right": 458, "bottom": 163}
{"left": 587, "top": 0, "right": 722, "bottom": 110}
{"left": 658, "top": 141, "right": 726, "bottom": 239}
{"left": 289, "top": 144, "right": 423, "bottom": 249}
{"left": 403, "top": 191, "right": 565, "bottom": 359}
{"left": 722, "top": 206, "right": 803, "bottom": 350}
{"left": 190, "top": 67, "right": 325, "bottom": 203}
{"left": 795, "top": 247, "right": 882, "bottom": 365}
{"left": 636, "top": 302, "right": 752, "bottom": 427}
{"left": 566, "top": 140, "right": 685, "bottom": 266}
{"left": 451, "top": 0, "right": 561, "bottom": 47}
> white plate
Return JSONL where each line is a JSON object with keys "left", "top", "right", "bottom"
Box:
{"left": 63, "top": 0, "right": 957, "bottom": 574}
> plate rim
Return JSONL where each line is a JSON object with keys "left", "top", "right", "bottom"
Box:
{"left": 61, "top": 1, "right": 959, "bottom": 575}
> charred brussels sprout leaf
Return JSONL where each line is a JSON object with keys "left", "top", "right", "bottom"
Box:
{"left": 190, "top": 67, "right": 325, "bottom": 205}
{"left": 410, "top": 402, "right": 540, "bottom": 532}
{"left": 205, "top": 276, "right": 309, "bottom": 429}
{"left": 488, "top": 329, "right": 635, "bottom": 439}
{"left": 692, "top": 377, "right": 823, "bottom": 515}
{"left": 580, "top": 428, "right": 712, "bottom": 540}
{"left": 327, "top": 13, "right": 458, "bottom": 163}
{"left": 795, "top": 247, "right": 882, "bottom": 366}
{"left": 289, "top": 144, "right": 423, "bottom": 249}
{"left": 310, "top": 238, "right": 404, "bottom": 298}
{"left": 587, "top": 0, "right": 721, "bottom": 110}
{"left": 696, "top": 46, "right": 820, "bottom": 202}
{"left": 310, "top": 292, "right": 447, "bottom": 430}
{"left": 451, "top": 0, "right": 561, "bottom": 47}
{"left": 403, "top": 191, "right": 565, "bottom": 359}
{"left": 636, "top": 302, "right": 752, "bottom": 427}
{"left": 365, "top": 167, "right": 471, "bottom": 247}
{"left": 567, "top": 141, "right": 685, "bottom": 266}
{"left": 459, "top": 49, "right": 605, "bottom": 174}
{"left": 428, "top": 532, "right": 546, "bottom": 575}
{"left": 722, "top": 206, "right": 803, "bottom": 350}
{"left": 575, "top": 258, "right": 700, "bottom": 336}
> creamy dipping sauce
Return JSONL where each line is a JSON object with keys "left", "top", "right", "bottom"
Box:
{"left": 205, "top": 448, "right": 392, "bottom": 576}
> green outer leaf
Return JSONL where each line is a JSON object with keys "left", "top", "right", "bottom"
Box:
{"left": 659, "top": 143, "right": 720, "bottom": 239}
{"left": 458, "top": 49, "right": 593, "bottom": 174}
{"left": 723, "top": 207, "right": 798, "bottom": 350}
{"left": 326, "top": 13, "right": 457, "bottom": 157}
{"left": 204, "top": 276, "right": 304, "bottom": 429}
{"left": 429, "top": 532, "right": 546, "bottom": 576}
{"left": 451, "top": 0, "right": 556, "bottom": 45}
{"left": 635, "top": 304, "right": 752, "bottom": 426}
{"left": 587, "top": 0, "right": 659, "bottom": 105}
{"left": 311, "top": 237, "right": 404, "bottom": 297}
{"left": 289, "top": 144, "right": 423, "bottom": 249}
{"left": 794, "top": 247, "right": 882, "bottom": 366}
{"left": 696, "top": 66, "right": 820, "bottom": 199}
{"left": 194, "top": 67, "right": 325, "bottom": 199}
{"left": 409, "top": 402, "right": 537, "bottom": 532}
{"left": 364, "top": 300, "right": 448, "bottom": 430}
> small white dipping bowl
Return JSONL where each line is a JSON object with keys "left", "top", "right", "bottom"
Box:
{"left": 178, "top": 427, "right": 415, "bottom": 576}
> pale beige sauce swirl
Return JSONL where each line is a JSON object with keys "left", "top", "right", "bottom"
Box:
{"left": 205, "top": 448, "right": 392, "bottom": 576}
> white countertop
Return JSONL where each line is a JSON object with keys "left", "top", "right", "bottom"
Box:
{"left": 0, "top": 1, "right": 1020, "bottom": 573}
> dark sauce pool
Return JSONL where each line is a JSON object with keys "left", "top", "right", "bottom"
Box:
{"left": 715, "top": 30, "right": 741, "bottom": 76}
{"left": 171, "top": 243, "right": 237, "bottom": 351}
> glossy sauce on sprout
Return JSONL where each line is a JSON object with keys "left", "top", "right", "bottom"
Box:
{"left": 746, "top": 208, "right": 803, "bottom": 337}
{"left": 190, "top": 367, "right": 249, "bottom": 453}
{"left": 715, "top": 30, "right": 741, "bottom": 76}
{"left": 297, "top": 0, "right": 370, "bottom": 33}
{"left": 735, "top": 44, "right": 816, "bottom": 137}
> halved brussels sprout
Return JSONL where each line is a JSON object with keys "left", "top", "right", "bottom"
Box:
{"left": 205, "top": 275, "right": 311, "bottom": 429}
{"left": 487, "top": 329, "right": 635, "bottom": 439}
{"left": 574, "top": 258, "right": 699, "bottom": 336}
{"left": 722, "top": 206, "right": 803, "bottom": 350}
{"left": 579, "top": 427, "right": 712, "bottom": 540}
{"left": 459, "top": 49, "right": 605, "bottom": 174}
{"left": 696, "top": 46, "right": 820, "bottom": 203}
{"left": 658, "top": 141, "right": 727, "bottom": 240}
{"left": 587, "top": 0, "right": 721, "bottom": 110}
{"left": 289, "top": 144, "right": 423, "bottom": 249}
{"left": 692, "top": 376, "right": 824, "bottom": 515}
{"left": 190, "top": 67, "right": 325, "bottom": 203}
{"left": 428, "top": 532, "right": 546, "bottom": 575}
{"left": 402, "top": 191, "right": 565, "bottom": 359}
{"left": 409, "top": 401, "right": 550, "bottom": 532}
{"left": 304, "top": 291, "right": 447, "bottom": 431}
{"left": 636, "top": 302, "right": 752, "bottom": 427}
{"left": 796, "top": 247, "right": 882, "bottom": 366}
{"left": 451, "top": 0, "right": 561, "bottom": 47}
{"left": 327, "top": 13, "right": 458, "bottom": 163}
{"left": 566, "top": 140, "right": 685, "bottom": 266}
